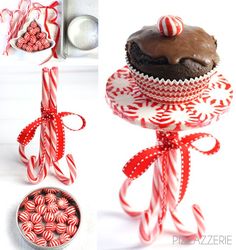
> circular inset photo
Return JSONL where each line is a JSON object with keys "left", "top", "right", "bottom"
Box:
{"left": 17, "top": 187, "right": 81, "bottom": 249}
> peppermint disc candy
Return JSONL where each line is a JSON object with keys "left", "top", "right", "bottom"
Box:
{"left": 158, "top": 15, "right": 184, "bottom": 37}
{"left": 17, "top": 187, "right": 81, "bottom": 247}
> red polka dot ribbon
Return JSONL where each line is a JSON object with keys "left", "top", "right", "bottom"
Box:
{"left": 120, "top": 131, "right": 220, "bottom": 244}
{"left": 17, "top": 106, "right": 86, "bottom": 162}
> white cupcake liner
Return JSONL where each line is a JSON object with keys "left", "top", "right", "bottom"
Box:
{"left": 126, "top": 57, "right": 218, "bottom": 104}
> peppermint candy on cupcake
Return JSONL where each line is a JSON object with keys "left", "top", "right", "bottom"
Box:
{"left": 25, "top": 200, "right": 35, "bottom": 212}
{"left": 34, "top": 195, "right": 45, "bottom": 206}
{"left": 65, "top": 206, "right": 76, "bottom": 216}
{"left": 67, "top": 225, "right": 77, "bottom": 236}
{"left": 44, "top": 212, "right": 56, "bottom": 223}
{"left": 22, "top": 221, "right": 34, "bottom": 233}
{"left": 45, "top": 222, "right": 56, "bottom": 232}
{"left": 45, "top": 193, "right": 57, "bottom": 203}
{"left": 42, "top": 230, "right": 54, "bottom": 241}
{"left": 56, "top": 211, "right": 68, "bottom": 223}
{"left": 48, "top": 239, "right": 61, "bottom": 247}
{"left": 25, "top": 231, "right": 37, "bottom": 243}
{"left": 158, "top": 15, "right": 184, "bottom": 37}
{"left": 36, "top": 204, "right": 47, "bottom": 215}
{"left": 56, "top": 223, "right": 67, "bottom": 234}
{"left": 57, "top": 197, "right": 69, "bottom": 210}
{"left": 68, "top": 215, "right": 79, "bottom": 226}
{"left": 18, "top": 211, "right": 30, "bottom": 222}
{"left": 47, "top": 202, "right": 59, "bottom": 213}
{"left": 35, "top": 237, "right": 47, "bottom": 246}
{"left": 34, "top": 223, "right": 45, "bottom": 235}
{"left": 59, "top": 233, "right": 71, "bottom": 244}
{"left": 30, "top": 213, "right": 42, "bottom": 224}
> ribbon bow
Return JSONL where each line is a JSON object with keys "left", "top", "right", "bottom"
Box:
{"left": 123, "top": 131, "right": 220, "bottom": 204}
{"left": 17, "top": 104, "right": 86, "bottom": 185}
{"left": 120, "top": 130, "right": 220, "bottom": 243}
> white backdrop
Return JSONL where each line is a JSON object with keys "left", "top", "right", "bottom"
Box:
{"left": 98, "top": 0, "right": 236, "bottom": 250}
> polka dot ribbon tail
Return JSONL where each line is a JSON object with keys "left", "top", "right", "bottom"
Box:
{"left": 120, "top": 130, "right": 220, "bottom": 244}
{"left": 17, "top": 67, "right": 86, "bottom": 185}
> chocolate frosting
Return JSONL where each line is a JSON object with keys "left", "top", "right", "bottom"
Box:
{"left": 126, "top": 25, "right": 219, "bottom": 66}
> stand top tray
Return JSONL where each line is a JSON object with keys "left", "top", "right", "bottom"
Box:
{"left": 106, "top": 66, "right": 233, "bottom": 132}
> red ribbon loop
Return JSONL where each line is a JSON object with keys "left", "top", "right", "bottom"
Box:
{"left": 123, "top": 131, "right": 220, "bottom": 204}
{"left": 17, "top": 105, "right": 86, "bottom": 162}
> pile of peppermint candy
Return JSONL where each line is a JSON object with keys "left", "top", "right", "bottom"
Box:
{"left": 18, "top": 188, "right": 80, "bottom": 247}
{"left": 16, "top": 20, "right": 51, "bottom": 52}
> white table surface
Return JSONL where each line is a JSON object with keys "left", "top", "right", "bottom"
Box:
{"left": 0, "top": 66, "right": 98, "bottom": 250}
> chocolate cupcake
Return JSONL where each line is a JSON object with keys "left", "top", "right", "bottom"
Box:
{"left": 125, "top": 16, "right": 219, "bottom": 103}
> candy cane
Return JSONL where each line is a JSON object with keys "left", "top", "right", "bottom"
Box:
{"left": 119, "top": 178, "right": 142, "bottom": 217}
{"left": 48, "top": 67, "right": 77, "bottom": 185}
{"left": 18, "top": 68, "right": 50, "bottom": 183}
{"left": 168, "top": 149, "right": 205, "bottom": 240}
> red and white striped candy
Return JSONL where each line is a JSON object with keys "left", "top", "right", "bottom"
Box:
{"left": 30, "top": 35, "right": 37, "bottom": 44}
{"left": 18, "top": 211, "right": 30, "bottom": 222}
{"left": 35, "top": 237, "right": 47, "bottom": 246}
{"left": 26, "top": 46, "right": 33, "bottom": 52}
{"left": 30, "top": 190, "right": 41, "bottom": 198}
{"left": 24, "top": 32, "right": 31, "bottom": 42}
{"left": 31, "top": 213, "right": 42, "bottom": 224}
{"left": 158, "top": 16, "right": 184, "bottom": 37}
{"left": 41, "top": 38, "right": 48, "bottom": 46}
{"left": 45, "top": 193, "right": 57, "bottom": 203}
{"left": 56, "top": 223, "right": 67, "bottom": 234}
{"left": 42, "top": 230, "right": 54, "bottom": 241}
{"left": 17, "top": 37, "right": 26, "bottom": 45}
{"left": 66, "top": 225, "right": 77, "bottom": 236}
{"left": 34, "top": 195, "right": 45, "bottom": 206}
{"left": 16, "top": 42, "right": 23, "bottom": 48}
{"left": 59, "top": 233, "right": 71, "bottom": 244}
{"left": 34, "top": 223, "right": 45, "bottom": 235}
{"left": 44, "top": 42, "right": 50, "bottom": 49}
{"left": 36, "top": 205, "right": 47, "bottom": 215}
{"left": 65, "top": 206, "right": 76, "bottom": 216}
{"left": 34, "top": 27, "right": 41, "bottom": 34}
{"left": 27, "top": 26, "right": 33, "bottom": 32}
{"left": 44, "top": 212, "right": 56, "bottom": 223}
{"left": 57, "top": 198, "right": 69, "bottom": 210}
{"left": 49, "top": 239, "right": 61, "bottom": 247}
{"left": 22, "top": 221, "right": 34, "bottom": 233}
{"left": 45, "top": 222, "right": 56, "bottom": 232}
{"left": 68, "top": 215, "right": 79, "bottom": 226}
{"left": 30, "top": 21, "right": 38, "bottom": 28}
{"left": 33, "top": 45, "right": 39, "bottom": 51}
{"left": 43, "top": 188, "right": 58, "bottom": 194}
{"left": 25, "top": 231, "right": 37, "bottom": 243}
{"left": 22, "top": 44, "right": 27, "bottom": 50}
{"left": 25, "top": 201, "right": 35, "bottom": 212}
{"left": 47, "top": 202, "right": 59, "bottom": 213}
{"left": 37, "top": 32, "right": 47, "bottom": 39}
{"left": 56, "top": 211, "right": 68, "bottom": 223}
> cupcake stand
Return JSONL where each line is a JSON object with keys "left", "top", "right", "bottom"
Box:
{"left": 106, "top": 65, "right": 233, "bottom": 244}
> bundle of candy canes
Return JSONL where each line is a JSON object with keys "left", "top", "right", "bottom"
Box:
{"left": 17, "top": 67, "right": 86, "bottom": 185}
{"left": 119, "top": 130, "right": 220, "bottom": 244}
{"left": 0, "top": 0, "right": 60, "bottom": 61}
